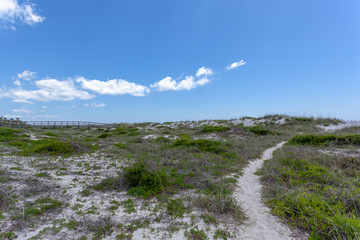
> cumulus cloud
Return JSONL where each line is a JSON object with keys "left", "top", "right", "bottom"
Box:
{"left": 76, "top": 77, "right": 150, "bottom": 97}
{"left": 17, "top": 70, "right": 36, "bottom": 80}
{"left": 151, "top": 67, "right": 213, "bottom": 91}
{"left": 150, "top": 76, "right": 210, "bottom": 91}
{"left": 0, "top": 79, "right": 94, "bottom": 103}
{"left": 85, "top": 102, "right": 106, "bottom": 108}
{"left": 196, "top": 67, "right": 214, "bottom": 77}
{"left": 226, "top": 60, "right": 246, "bottom": 70}
{"left": 12, "top": 108, "right": 31, "bottom": 113}
{"left": 0, "top": 0, "right": 45, "bottom": 27}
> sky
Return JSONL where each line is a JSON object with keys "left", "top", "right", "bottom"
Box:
{"left": 0, "top": 0, "right": 359, "bottom": 123}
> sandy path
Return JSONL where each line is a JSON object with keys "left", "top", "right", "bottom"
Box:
{"left": 235, "top": 142, "right": 303, "bottom": 240}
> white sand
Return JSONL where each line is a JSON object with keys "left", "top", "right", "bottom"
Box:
{"left": 234, "top": 142, "right": 306, "bottom": 240}
{"left": 318, "top": 122, "right": 360, "bottom": 131}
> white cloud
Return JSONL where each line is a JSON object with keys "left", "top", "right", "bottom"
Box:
{"left": 17, "top": 70, "right": 36, "bottom": 80}
{"left": 4, "top": 114, "right": 22, "bottom": 119}
{"left": 196, "top": 67, "right": 214, "bottom": 77}
{"left": 40, "top": 106, "right": 47, "bottom": 109}
{"left": 85, "top": 102, "right": 106, "bottom": 108}
{"left": 151, "top": 67, "right": 213, "bottom": 92}
{"left": 226, "top": 60, "right": 246, "bottom": 70}
{"left": 76, "top": 77, "right": 150, "bottom": 97}
{"left": 0, "top": 79, "right": 94, "bottom": 103}
{"left": 0, "top": 0, "right": 45, "bottom": 27}
{"left": 151, "top": 76, "right": 209, "bottom": 91}
{"left": 25, "top": 114, "right": 58, "bottom": 119}
{"left": 12, "top": 108, "right": 31, "bottom": 113}
{"left": 13, "top": 79, "right": 21, "bottom": 86}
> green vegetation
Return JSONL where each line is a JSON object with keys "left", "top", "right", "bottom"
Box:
{"left": 1, "top": 115, "right": 352, "bottom": 239}
{"left": 201, "top": 125, "right": 229, "bottom": 133}
{"left": 294, "top": 117, "right": 313, "bottom": 122}
{"left": 98, "top": 133, "right": 111, "bottom": 138}
{"left": 166, "top": 199, "right": 186, "bottom": 218}
{"left": 288, "top": 134, "right": 360, "bottom": 146}
{"left": 0, "top": 128, "right": 18, "bottom": 141}
{"left": 122, "top": 199, "right": 136, "bottom": 213}
{"left": 246, "top": 126, "right": 274, "bottom": 136}
{"left": 124, "top": 162, "right": 173, "bottom": 198}
{"left": 174, "top": 137, "right": 234, "bottom": 157}
{"left": 213, "top": 229, "right": 233, "bottom": 240}
{"left": 196, "top": 179, "right": 245, "bottom": 222}
{"left": 185, "top": 228, "right": 208, "bottom": 240}
{"left": 25, "top": 197, "right": 63, "bottom": 218}
{"left": 260, "top": 144, "right": 360, "bottom": 239}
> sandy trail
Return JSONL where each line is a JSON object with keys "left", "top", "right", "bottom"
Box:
{"left": 235, "top": 142, "right": 303, "bottom": 240}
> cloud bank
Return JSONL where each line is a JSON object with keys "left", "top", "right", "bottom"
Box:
{"left": 1, "top": 79, "right": 94, "bottom": 103}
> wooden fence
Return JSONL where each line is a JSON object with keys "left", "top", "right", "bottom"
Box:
{"left": 0, "top": 119, "right": 112, "bottom": 129}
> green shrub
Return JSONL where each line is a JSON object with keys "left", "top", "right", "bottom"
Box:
{"left": 124, "top": 162, "right": 172, "bottom": 198}
{"left": 174, "top": 138, "right": 233, "bottom": 157}
{"left": 247, "top": 126, "right": 273, "bottom": 135}
{"left": 44, "top": 132, "right": 58, "bottom": 137}
{"left": 127, "top": 131, "right": 140, "bottom": 136}
{"left": 185, "top": 228, "right": 208, "bottom": 240}
{"left": 155, "top": 136, "right": 170, "bottom": 143}
{"left": 93, "top": 176, "right": 122, "bottom": 191}
{"left": 201, "top": 125, "right": 229, "bottom": 133}
{"left": 25, "top": 197, "right": 63, "bottom": 218}
{"left": 271, "top": 192, "right": 360, "bottom": 239}
{"left": 114, "top": 142, "right": 127, "bottom": 149}
{"left": 197, "top": 180, "right": 245, "bottom": 222}
{"left": 98, "top": 133, "right": 111, "bottom": 138}
{"left": 114, "top": 127, "right": 127, "bottom": 134}
{"left": 167, "top": 199, "right": 186, "bottom": 218}
{"left": 294, "top": 117, "right": 313, "bottom": 122}
{"left": 122, "top": 199, "right": 136, "bottom": 213}
{"left": 213, "top": 229, "right": 232, "bottom": 240}
{"left": 19, "top": 139, "right": 90, "bottom": 156}
{"left": 31, "top": 140, "right": 74, "bottom": 155}
{"left": 9, "top": 141, "right": 28, "bottom": 147}
{"left": 0, "top": 128, "right": 16, "bottom": 137}
{"left": 0, "top": 128, "right": 18, "bottom": 142}
{"left": 288, "top": 134, "right": 360, "bottom": 146}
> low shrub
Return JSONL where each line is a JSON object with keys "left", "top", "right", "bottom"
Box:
{"left": 185, "top": 228, "right": 208, "bottom": 240}
{"left": 25, "top": 197, "right": 63, "bottom": 218}
{"left": 93, "top": 176, "right": 123, "bottom": 191}
{"left": 196, "top": 180, "right": 245, "bottom": 222}
{"left": 294, "top": 117, "right": 313, "bottom": 122}
{"left": 174, "top": 138, "right": 234, "bottom": 157}
{"left": 201, "top": 125, "right": 229, "bottom": 133}
{"left": 167, "top": 199, "right": 186, "bottom": 218}
{"left": 19, "top": 139, "right": 91, "bottom": 156}
{"left": 288, "top": 134, "right": 360, "bottom": 146}
{"left": 0, "top": 128, "right": 19, "bottom": 141}
{"left": 30, "top": 140, "right": 74, "bottom": 155}
{"left": 98, "top": 133, "right": 111, "bottom": 138}
{"left": 271, "top": 192, "right": 360, "bottom": 239}
{"left": 246, "top": 126, "right": 273, "bottom": 136}
{"left": 124, "top": 162, "right": 172, "bottom": 198}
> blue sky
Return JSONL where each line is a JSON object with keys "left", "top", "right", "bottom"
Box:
{"left": 0, "top": 0, "right": 359, "bottom": 123}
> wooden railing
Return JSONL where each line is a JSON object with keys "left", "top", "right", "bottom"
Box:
{"left": 0, "top": 119, "right": 112, "bottom": 129}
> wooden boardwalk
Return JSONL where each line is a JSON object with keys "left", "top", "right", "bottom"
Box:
{"left": 0, "top": 119, "right": 112, "bottom": 129}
